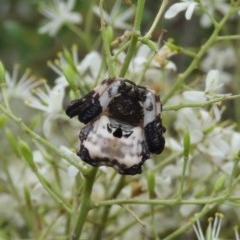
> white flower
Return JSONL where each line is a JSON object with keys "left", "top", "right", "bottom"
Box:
{"left": 26, "top": 83, "right": 64, "bottom": 113}
{"left": 153, "top": 45, "right": 177, "bottom": 71}
{"left": 4, "top": 65, "right": 43, "bottom": 100}
{"left": 164, "top": 0, "right": 198, "bottom": 20}
{"left": 77, "top": 51, "right": 103, "bottom": 84}
{"left": 204, "top": 69, "right": 222, "bottom": 93}
{"left": 49, "top": 47, "right": 104, "bottom": 88}
{"left": 175, "top": 108, "right": 205, "bottom": 144}
{"left": 38, "top": 0, "right": 82, "bottom": 36}
{"left": 26, "top": 82, "right": 67, "bottom": 141}
{"left": 235, "top": 227, "right": 240, "bottom": 240}
{"left": 116, "top": 44, "right": 176, "bottom": 82}
{"left": 193, "top": 213, "right": 223, "bottom": 240}
{"left": 183, "top": 69, "right": 230, "bottom": 102}
{"left": 198, "top": 128, "right": 230, "bottom": 161}
{"left": 166, "top": 137, "right": 183, "bottom": 152}
{"left": 174, "top": 102, "right": 240, "bottom": 164}
{"left": 230, "top": 132, "right": 240, "bottom": 157}
{"left": 201, "top": 46, "right": 236, "bottom": 83}
{"left": 93, "top": 1, "right": 134, "bottom": 30}
{"left": 67, "top": 165, "right": 79, "bottom": 178}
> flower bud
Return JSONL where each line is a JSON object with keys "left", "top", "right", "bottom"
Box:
{"left": 214, "top": 174, "right": 226, "bottom": 193}
{"left": 19, "top": 140, "right": 36, "bottom": 170}
{"left": 183, "top": 129, "right": 190, "bottom": 158}
{"left": 5, "top": 128, "right": 19, "bottom": 155}
{"left": 147, "top": 170, "right": 155, "bottom": 198}
{"left": 0, "top": 61, "right": 6, "bottom": 85}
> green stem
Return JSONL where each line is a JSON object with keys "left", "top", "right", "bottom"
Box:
{"left": 217, "top": 34, "right": 240, "bottom": 41}
{"left": 39, "top": 211, "right": 63, "bottom": 240}
{"left": 162, "top": 8, "right": 237, "bottom": 104}
{"left": 163, "top": 94, "right": 240, "bottom": 111}
{"left": 92, "top": 176, "right": 125, "bottom": 240}
{"left": 119, "top": 0, "right": 146, "bottom": 77}
{"left": 133, "top": 0, "right": 146, "bottom": 31}
{"left": 71, "top": 167, "right": 98, "bottom": 240}
{"left": 225, "top": 152, "right": 240, "bottom": 197}
{"left": 119, "top": 33, "right": 139, "bottom": 77}
{"left": 35, "top": 171, "right": 72, "bottom": 213}
{"left": 95, "top": 195, "right": 228, "bottom": 207}
{"left": 178, "top": 155, "right": 188, "bottom": 200}
{"left": 143, "top": 0, "right": 169, "bottom": 39}
{"left": 100, "top": 0, "right": 115, "bottom": 77}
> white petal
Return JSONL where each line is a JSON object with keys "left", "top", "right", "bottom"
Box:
{"left": 179, "top": 205, "right": 198, "bottom": 217}
{"left": 200, "top": 14, "right": 212, "bottom": 28}
{"left": 212, "top": 104, "right": 221, "bottom": 121}
{"left": 205, "top": 69, "right": 222, "bottom": 92}
{"left": 68, "top": 165, "right": 79, "bottom": 178}
{"left": 164, "top": 2, "right": 190, "bottom": 19}
{"left": 190, "top": 129, "right": 203, "bottom": 144}
{"left": 231, "top": 132, "right": 240, "bottom": 154}
{"left": 165, "top": 61, "right": 177, "bottom": 71}
{"left": 166, "top": 138, "right": 183, "bottom": 152}
{"left": 183, "top": 90, "right": 206, "bottom": 102}
{"left": 79, "top": 51, "right": 102, "bottom": 78}
{"left": 221, "top": 162, "right": 234, "bottom": 175}
{"left": 185, "top": 3, "right": 197, "bottom": 20}
{"left": 33, "top": 151, "right": 45, "bottom": 164}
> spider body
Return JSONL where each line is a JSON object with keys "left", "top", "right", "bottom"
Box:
{"left": 66, "top": 78, "right": 165, "bottom": 175}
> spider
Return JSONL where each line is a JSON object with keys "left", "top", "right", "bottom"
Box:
{"left": 65, "top": 77, "right": 165, "bottom": 175}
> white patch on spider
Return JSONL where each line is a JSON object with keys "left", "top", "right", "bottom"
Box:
{"left": 98, "top": 81, "right": 121, "bottom": 110}
{"left": 83, "top": 115, "right": 145, "bottom": 167}
{"left": 143, "top": 91, "right": 156, "bottom": 125}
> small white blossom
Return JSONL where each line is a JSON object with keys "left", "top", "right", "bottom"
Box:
{"left": 77, "top": 51, "right": 103, "bottom": 84}
{"left": 116, "top": 44, "right": 176, "bottom": 82}
{"left": 67, "top": 165, "right": 79, "bottom": 178}
{"left": 183, "top": 69, "right": 230, "bottom": 102}
{"left": 26, "top": 82, "right": 66, "bottom": 140}
{"left": 201, "top": 46, "right": 236, "bottom": 83}
{"left": 193, "top": 213, "right": 224, "bottom": 240}
{"left": 39, "top": 0, "right": 82, "bottom": 36}
{"left": 153, "top": 45, "right": 177, "bottom": 71}
{"left": 4, "top": 66, "right": 43, "bottom": 100}
{"left": 175, "top": 108, "right": 209, "bottom": 144}
{"left": 93, "top": 1, "right": 134, "bottom": 30}
{"left": 164, "top": 0, "right": 198, "bottom": 20}
{"left": 166, "top": 137, "right": 183, "bottom": 152}
{"left": 26, "top": 83, "right": 64, "bottom": 113}
{"left": 49, "top": 47, "right": 103, "bottom": 87}
{"left": 205, "top": 69, "right": 222, "bottom": 93}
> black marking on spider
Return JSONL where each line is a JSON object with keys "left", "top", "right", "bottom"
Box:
{"left": 65, "top": 77, "right": 165, "bottom": 175}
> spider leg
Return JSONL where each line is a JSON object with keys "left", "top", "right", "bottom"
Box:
{"left": 143, "top": 91, "right": 165, "bottom": 154}
{"left": 65, "top": 78, "right": 123, "bottom": 124}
